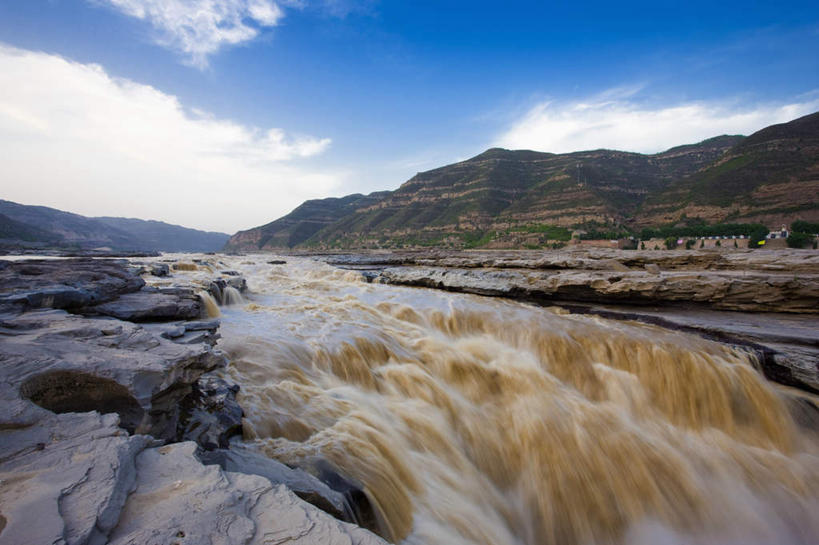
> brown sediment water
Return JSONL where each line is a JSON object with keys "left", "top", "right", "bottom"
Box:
{"left": 221, "top": 285, "right": 244, "bottom": 306}
{"left": 197, "top": 291, "right": 221, "bottom": 317}
{"left": 173, "top": 255, "right": 819, "bottom": 545}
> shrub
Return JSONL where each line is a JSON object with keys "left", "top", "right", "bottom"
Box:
{"left": 791, "top": 220, "right": 819, "bottom": 234}
{"left": 664, "top": 237, "right": 678, "bottom": 250}
{"left": 700, "top": 239, "right": 705, "bottom": 248}
{"left": 685, "top": 239, "right": 695, "bottom": 249}
{"left": 787, "top": 232, "right": 813, "bottom": 249}
{"left": 640, "top": 241, "right": 646, "bottom": 250}
{"left": 715, "top": 240, "right": 721, "bottom": 247}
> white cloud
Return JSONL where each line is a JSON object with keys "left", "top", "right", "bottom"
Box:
{"left": 100, "top": 0, "right": 285, "bottom": 68}
{"left": 496, "top": 90, "right": 819, "bottom": 154}
{"left": 0, "top": 44, "right": 340, "bottom": 233}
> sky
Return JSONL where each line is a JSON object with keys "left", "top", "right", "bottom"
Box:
{"left": 0, "top": 1, "right": 818, "bottom": 233}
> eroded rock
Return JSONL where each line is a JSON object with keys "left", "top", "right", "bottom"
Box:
{"left": 198, "top": 442, "right": 353, "bottom": 522}
{"left": 378, "top": 266, "right": 819, "bottom": 313}
{"left": 107, "top": 442, "right": 387, "bottom": 545}
{"left": 0, "top": 410, "right": 152, "bottom": 545}
{"left": 0, "top": 259, "right": 144, "bottom": 311}
{"left": 177, "top": 374, "right": 243, "bottom": 449}
{"left": 0, "top": 308, "right": 226, "bottom": 438}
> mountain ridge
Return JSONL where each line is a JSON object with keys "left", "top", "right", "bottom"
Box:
{"left": 227, "top": 113, "right": 819, "bottom": 251}
{"left": 0, "top": 200, "right": 230, "bottom": 253}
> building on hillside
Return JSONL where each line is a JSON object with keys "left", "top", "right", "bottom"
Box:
{"left": 767, "top": 225, "right": 789, "bottom": 239}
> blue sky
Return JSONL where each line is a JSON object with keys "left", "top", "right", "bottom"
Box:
{"left": 0, "top": 0, "right": 818, "bottom": 232}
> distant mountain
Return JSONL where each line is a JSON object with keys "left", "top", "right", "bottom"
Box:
{"left": 0, "top": 200, "right": 229, "bottom": 253}
{"left": 226, "top": 112, "right": 818, "bottom": 251}
{"left": 96, "top": 217, "right": 230, "bottom": 253}
{"left": 225, "top": 192, "right": 389, "bottom": 252}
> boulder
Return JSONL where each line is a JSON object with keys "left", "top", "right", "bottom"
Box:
{"left": 149, "top": 263, "right": 170, "bottom": 277}
{"left": 177, "top": 374, "right": 243, "bottom": 449}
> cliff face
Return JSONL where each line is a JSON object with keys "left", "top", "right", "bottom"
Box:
{"left": 225, "top": 112, "right": 819, "bottom": 251}
{"left": 637, "top": 112, "right": 819, "bottom": 227}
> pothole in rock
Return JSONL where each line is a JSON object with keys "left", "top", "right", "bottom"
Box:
{"left": 20, "top": 370, "right": 145, "bottom": 432}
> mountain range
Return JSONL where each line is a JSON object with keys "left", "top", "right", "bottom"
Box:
{"left": 0, "top": 200, "right": 229, "bottom": 253}
{"left": 226, "top": 111, "right": 819, "bottom": 251}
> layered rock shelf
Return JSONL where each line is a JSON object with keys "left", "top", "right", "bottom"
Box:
{"left": 0, "top": 258, "right": 386, "bottom": 545}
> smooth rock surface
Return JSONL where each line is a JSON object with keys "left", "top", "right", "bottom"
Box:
{"left": 107, "top": 442, "right": 386, "bottom": 545}
{"left": 0, "top": 409, "right": 152, "bottom": 545}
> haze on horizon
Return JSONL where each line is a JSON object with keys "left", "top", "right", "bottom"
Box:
{"left": 0, "top": 0, "right": 818, "bottom": 234}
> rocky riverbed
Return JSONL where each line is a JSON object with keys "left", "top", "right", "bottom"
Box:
{"left": 2, "top": 250, "right": 818, "bottom": 545}
{"left": 0, "top": 258, "right": 386, "bottom": 545}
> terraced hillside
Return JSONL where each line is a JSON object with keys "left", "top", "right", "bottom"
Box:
{"left": 226, "top": 112, "right": 818, "bottom": 251}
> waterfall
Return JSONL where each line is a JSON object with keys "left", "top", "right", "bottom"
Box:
{"left": 213, "top": 256, "right": 819, "bottom": 545}
{"left": 222, "top": 286, "right": 244, "bottom": 306}
{"left": 198, "top": 291, "right": 221, "bottom": 317}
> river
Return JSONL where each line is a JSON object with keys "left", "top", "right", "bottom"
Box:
{"left": 159, "top": 254, "right": 819, "bottom": 545}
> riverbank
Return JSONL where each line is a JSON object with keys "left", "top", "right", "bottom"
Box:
{"left": 0, "top": 257, "right": 386, "bottom": 545}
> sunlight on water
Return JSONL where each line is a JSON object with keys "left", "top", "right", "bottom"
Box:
{"left": 160, "top": 254, "right": 819, "bottom": 545}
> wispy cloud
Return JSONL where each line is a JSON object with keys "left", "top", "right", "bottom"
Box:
{"left": 496, "top": 90, "right": 819, "bottom": 154}
{"left": 99, "top": 0, "right": 285, "bottom": 68}
{"left": 0, "top": 44, "right": 339, "bottom": 232}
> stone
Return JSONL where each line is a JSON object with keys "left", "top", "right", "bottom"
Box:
{"left": 0, "top": 409, "right": 153, "bottom": 545}
{"left": 150, "top": 263, "right": 170, "bottom": 277}
{"left": 645, "top": 263, "right": 661, "bottom": 274}
{"left": 198, "top": 443, "right": 353, "bottom": 522}
{"left": 177, "top": 374, "right": 243, "bottom": 449}
{"left": 183, "top": 318, "right": 221, "bottom": 331}
{"left": 107, "top": 442, "right": 387, "bottom": 545}
{"left": 88, "top": 289, "right": 202, "bottom": 322}
{"left": 227, "top": 276, "right": 248, "bottom": 292}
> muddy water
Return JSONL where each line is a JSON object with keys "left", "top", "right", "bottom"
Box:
{"left": 168, "top": 255, "right": 819, "bottom": 545}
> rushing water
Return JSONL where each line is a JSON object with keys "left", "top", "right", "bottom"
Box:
{"left": 159, "top": 255, "right": 819, "bottom": 545}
